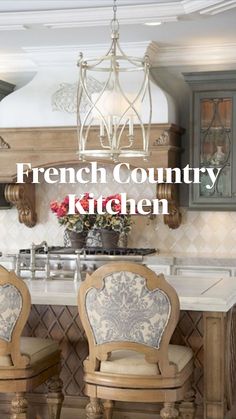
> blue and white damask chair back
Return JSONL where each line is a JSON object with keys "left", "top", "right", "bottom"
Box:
{"left": 0, "top": 265, "right": 31, "bottom": 367}
{"left": 78, "top": 262, "right": 180, "bottom": 377}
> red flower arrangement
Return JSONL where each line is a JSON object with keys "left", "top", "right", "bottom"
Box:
{"left": 50, "top": 193, "right": 132, "bottom": 234}
{"left": 50, "top": 194, "right": 95, "bottom": 233}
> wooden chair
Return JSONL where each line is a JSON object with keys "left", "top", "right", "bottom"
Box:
{"left": 0, "top": 265, "right": 64, "bottom": 419}
{"left": 78, "top": 262, "right": 196, "bottom": 419}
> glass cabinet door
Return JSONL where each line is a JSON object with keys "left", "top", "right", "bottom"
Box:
{"left": 200, "top": 97, "right": 232, "bottom": 198}
{"left": 189, "top": 89, "right": 236, "bottom": 209}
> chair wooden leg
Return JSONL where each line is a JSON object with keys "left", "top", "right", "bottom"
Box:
{"left": 46, "top": 375, "right": 64, "bottom": 419}
{"left": 179, "top": 402, "right": 196, "bottom": 419}
{"left": 179, "top": 389, "right": 196, "bottom": 419}
{"left": 160, "top": 402, "right": 179, "bottom": 419}
{"left": 10, "top": 393, "right": 28, "bottom": 419}
{"left": 86, "top": 397, "right": 104, "bottom": 419}
{"left": 103, "top": 400, "right": 114, "bottom": 419}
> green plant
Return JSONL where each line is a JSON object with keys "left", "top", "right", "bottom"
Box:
{"left": 94, "top": 194, "right": 132, "bottom": 233}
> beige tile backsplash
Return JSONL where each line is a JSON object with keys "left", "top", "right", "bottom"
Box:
{"left": 0, "top": 164, "right": 235, "bottom": 255}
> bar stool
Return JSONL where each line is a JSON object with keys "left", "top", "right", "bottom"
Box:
{"left": 78, "top": 262, "right": 196, "bottom": 419}
{"left": 0, "top": 265, "right": 64, "bottom": 419}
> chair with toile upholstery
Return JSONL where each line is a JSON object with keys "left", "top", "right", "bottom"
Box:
{"left": 78, "top": 262, "right": 196, "bottom": 419}
{"left": 0, "top": 265, "right": 64, "bottom": 419}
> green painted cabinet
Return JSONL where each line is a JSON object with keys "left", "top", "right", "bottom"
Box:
{"left": 0, "top": 80, "right": 15, "bottom": 209}
{"left": 0, "top": 80, "right": 14, "bottom": 101}
{"left": 184, "top": 71, "right": 236, "bottom": 210}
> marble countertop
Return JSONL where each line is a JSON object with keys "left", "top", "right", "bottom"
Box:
{"left": 144, "top": 253, "right": 236, "bottom": 267}
{"left": 26, "top": 275, "right": 236, "bottom": 312}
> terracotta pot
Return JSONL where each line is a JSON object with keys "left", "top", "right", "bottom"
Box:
{"left": 100, "top": 229, "right": 120, "bottom": 249}
{"left": 67, "top": 230, "right": 87, "bottom": 249}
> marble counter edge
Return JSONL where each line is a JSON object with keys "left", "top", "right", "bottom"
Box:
{"left": 173, "top": 257, "right": 236, "bottom": 267}
{"left": 27, "top": 279, "right": 236, "bottom": 312}
{"left": 146, "top": 254, "right": 236, "bottom": 267}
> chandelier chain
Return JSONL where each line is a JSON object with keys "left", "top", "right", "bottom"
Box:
{"left": 113, "top": 0, "right": 117, "bottom": 18}
{"left": 111, "top": 0, "right": 119, "bottom": 34}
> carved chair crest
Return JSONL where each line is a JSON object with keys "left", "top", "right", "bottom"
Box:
{"left": 0, "top": 265, "right": 31, "bottom": 367}
{"left": 78, "top": 262, "right": 180, "bottom": 376}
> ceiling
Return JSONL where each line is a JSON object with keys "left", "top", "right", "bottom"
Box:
{"left": 0, "top": 1, "right": 180, "bottom": 12}
{"left": 1, "top": 0, "right": 236, "bottom": 87}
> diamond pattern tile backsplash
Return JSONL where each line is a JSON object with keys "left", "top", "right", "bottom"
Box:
{"left": 0, "top": 164, "right": 236, "bottom": 255}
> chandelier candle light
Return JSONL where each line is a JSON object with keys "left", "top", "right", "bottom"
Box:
{"left": 77, "top": 0, "right": 152, "bottom": 161}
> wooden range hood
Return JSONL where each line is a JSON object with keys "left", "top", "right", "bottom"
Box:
{"left": 0, "top": 123, "right": 183, "bottom": 229}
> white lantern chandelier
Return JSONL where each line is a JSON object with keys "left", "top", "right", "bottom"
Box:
{"left": 77, "top": 0, "right": 152, "bottom": 161}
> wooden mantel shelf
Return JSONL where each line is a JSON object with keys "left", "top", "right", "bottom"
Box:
{"left": 0, "top": 124, "right": 184, "bottom": 229}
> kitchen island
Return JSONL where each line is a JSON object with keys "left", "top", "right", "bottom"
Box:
{"left": 19, "top": 275, "right": 236, "bottom": 419}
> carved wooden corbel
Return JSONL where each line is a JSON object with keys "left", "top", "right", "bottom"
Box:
{"left": 157, "top": 183, "right": 182, "bottom": 229}
{"left": 0, "top": 136, "right": 10, "bottom": 149}
{"left": 4, "top": 183, "right": 37, "bottom": 228}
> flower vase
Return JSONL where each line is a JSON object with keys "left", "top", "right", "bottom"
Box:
{"left": 64, "top": 229, "right": 71, "bottom": 247}
{"left": 86, "top": 228, "right": 102, "bottom": 248}
{"left": 118, "top": 232, "right": 128, "bottom": 248}
{"left": 101, "top": 229, "right": 120, "bottom": 249}
{"left": 67, "top": 230, "right": 87, "bottom": 249}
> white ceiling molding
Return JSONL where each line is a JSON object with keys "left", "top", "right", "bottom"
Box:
{"left": 2, "top": 42, "right": 236, "bottom": 73}
{"left": 0, "top": 24, "right": 27, "bottom": 31}
{"left": 181, "top": 0, "right": 223, "bottom": 14}
{"left": 44, "top": 16, "right": 178, "bottom": 29}
{"left": 23, "top": 41, "right": 155, "bottom": 65}
{"left": 200, "top": 0, "right": 236, "bottom": 15}
{"left": 0, "top": 42, "right": 156, "bottom": 72}
{"left": 43, "top": 12, "right": 178, "bottom": 29}
{"left": 0, "top": 1, "right": 233, "bottom": 29}
{"left": 153, "top": 43, "right": 236, "bottom": 66}
{"left": 0, "top": 4, "right": 182, "bottom": 27}
{"left": 0, "top": 1, "right": 233, "bottom": 31}
{"left": 0, "top": 0, "right": 173, "bottom": 11}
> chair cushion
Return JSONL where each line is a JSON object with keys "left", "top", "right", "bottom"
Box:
{"left": 100, "top": 344, "right": 193, "bottom": 376}
{"left": 0, "top": 337, "right": 59, "bottom": 367}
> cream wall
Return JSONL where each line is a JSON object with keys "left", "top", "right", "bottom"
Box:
{"left": 0, "top": 164, "right": 235, "bottom": 255}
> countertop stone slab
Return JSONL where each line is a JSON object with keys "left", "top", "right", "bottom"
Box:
{"left": 25, "top": 275, "right": 236, "bottom": 312}
{"left": 144, "top": 253, "right": 236, "bottom": 267}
